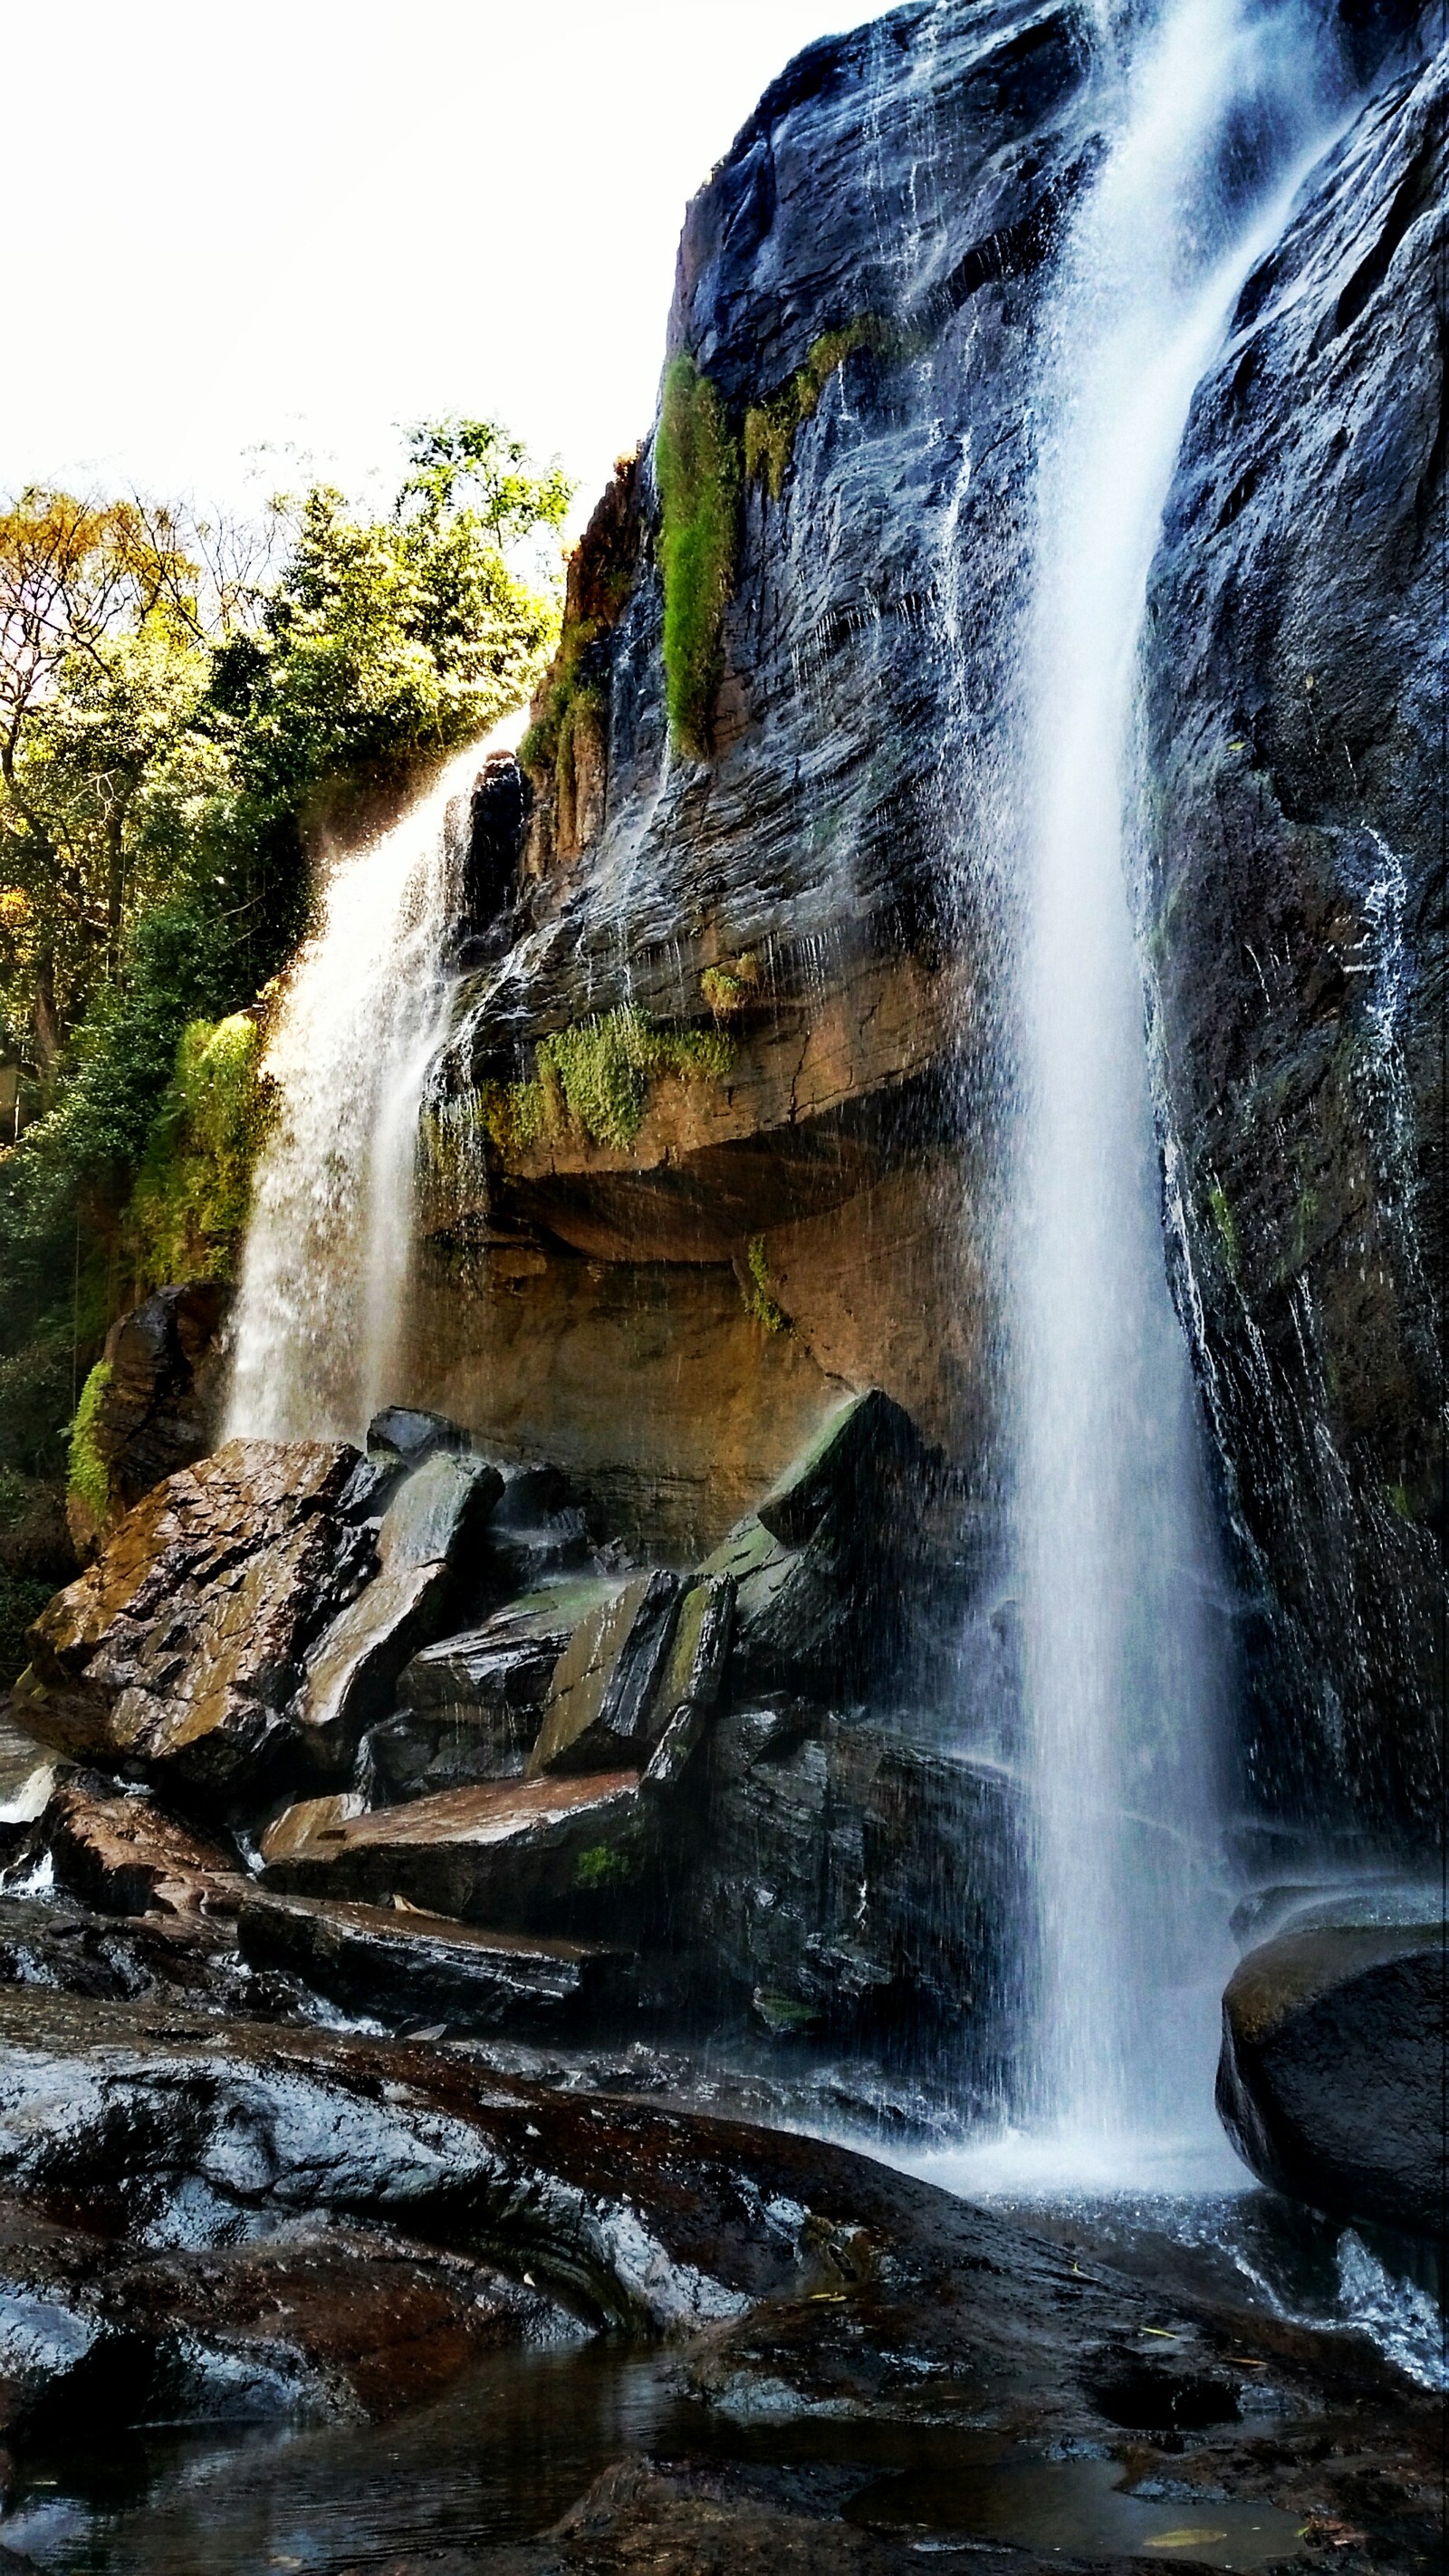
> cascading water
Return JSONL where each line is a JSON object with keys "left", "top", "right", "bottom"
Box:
{"left": 225, "top": 743, "right": 481, "bottom": 1444}
{"left": 1006, "top": 0, "right": 1341, "bottom": 2167}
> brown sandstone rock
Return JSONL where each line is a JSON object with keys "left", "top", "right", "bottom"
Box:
{"left": 66, "top": 1279, "right": 230, "bottom": 1558}
{"left": 262, "top": 1771, "right": 653, "bottom": 1932}
{"left": 23, "top": 1439, "right": 373, "bottom": 1799}
{"left": 41, "top": 1781, "right": 243, "bottom": 1918}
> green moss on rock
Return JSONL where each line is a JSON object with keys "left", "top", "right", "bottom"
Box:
{"left": 656, "top": 356, "right": 739, "bottom": 761}
{"left": 68, "top": 1360, "right": 113, "bottom": 1530}
{"left": 127, "top": 1014, "right": 273, "bottom": 1290}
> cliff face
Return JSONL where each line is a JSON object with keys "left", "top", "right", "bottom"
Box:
{"left": 416, "top": 0, "right": 1103, "bottom": 1548}
{"left": 407, "top": 0, "right": 1441, "bottom": 1829}
{"left": 1142, "top": 36, "right": 1446, "bottom": 1837}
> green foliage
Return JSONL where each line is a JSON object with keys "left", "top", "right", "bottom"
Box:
{"left": 492, "top": 1008, "right": 734, "bottom": 1159}
{"left": 655, "top": 358, "right": 739, "bottom": 762}
{"left": 739, "top": 1234, "right": 787, "bottom": 1334}
{"left": 700, "top": 954, "right": 760, "bottom": 1020}
{"left": 1207, "top": 1179, "right": 1240, "bottom": 1278}
{"left": 128, "top": 1012, "right": 270, "bottom": 1287}
{"left": 0, "top": 415, "right": 566, "bottom": 1481}
{"left": 67, "top": 1358, "right": 111, "bottom": 1526}
{"left": 744, "top": 320, "right": 894, "bottom": 502}
{"left": 0, "top": 1567, "right": 53, "bottom": 1688}
{"left": 574, "top": 1841, "right": 635, "bottom": 1888}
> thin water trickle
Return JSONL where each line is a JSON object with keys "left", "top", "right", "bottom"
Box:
{"left": 226, "top": 740, "right": 485, "bottom": 1444}
{"left": 1008, "top": 0, "right": 1340, "bottom": 2160}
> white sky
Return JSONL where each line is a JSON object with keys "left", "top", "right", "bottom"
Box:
{"left": 4, "top": 0, "right": 869, "bottom": 542}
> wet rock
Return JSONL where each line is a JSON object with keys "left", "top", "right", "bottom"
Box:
{"left": 1217, "top": 1921, "right": 1448, "bottom": 2237}
{"left": 295, "top": 1453, "right": 504, "bottom": 1774}
{"left": 370, "top": 1581, "right": 619, "bottom": 1801}
{"left": 262, "top": 1771, "right": 656, "bottom": 1937}
{"left": 528, "top": 1572, "right": 680, "bottom": 1777}
{"left": 366, "top": 1408, "right": 472, "bottom": 1475}
{"left": 40, "top": 1781, "right": 243, "bottom": 1919}
{"left": 702, "top": 1394, "right": 960, "bottom": 1700}
{"left": 0, "top": 2198, "right": 565, "bottom": 2439}
{"left": 21, "top": 1441, "right": 374, "bottom": 1801}
{"left": 487, "top": 1461, "right": 596, "bottom": 1594}
{"left": 65, "top": 1280, "right": 230, "bottom": 1557}
{"left": 684, "top": 1708, "right": 1027, "bottom": 2053}
{"left": 237, "top": 1889, "right": 632, "bottom": 2034}
{"left": 1141, "top": 38, "right": 1448, "bottom": 1834}
{"left": 258, "top": 1789, "right": 369, "bottom": 1869}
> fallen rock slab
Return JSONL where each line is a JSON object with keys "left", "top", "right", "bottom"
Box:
{"left": 262, "top": 1771, "right": 655, "bottom": 1934}
{"left": 40, "top": 1780, "right": 244, "bottom": 1919}
{"left": 0, "top": 2196, "right": 566, "bottom": 2439}
{"left": 528, "top": 1572, "right": 680, "bottom": 1776}
{"left": 1217, "top": 1921, "right": 1448, "bottom": 2238}
{"left": 373, "top": 1581, "right": 620, "bottom": 1799}
{"left": 295, "top": 1451, "right": 504, "bottom": 1773}
{"left": 20, "top": 1440, "right": 374, "bottom": 1800}
{"left": 237, "top": 1888, "right": 633, "bottom": 2033}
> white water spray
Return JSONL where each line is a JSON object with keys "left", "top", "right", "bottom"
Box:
{"left": 1009, "top": 0, "right": 1338, "bottom": 2160}
{"left": 226, "top": 744, "right": 481, "bottom": 1443}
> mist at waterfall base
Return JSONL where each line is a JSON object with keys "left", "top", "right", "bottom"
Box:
{"left": 935, "top": 0, "right": 1349, "bottom": 2200}
{"left": 225, "top": 742, "right": 485, "bottom": 1446}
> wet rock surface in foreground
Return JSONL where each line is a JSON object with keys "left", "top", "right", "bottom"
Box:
{"left": 0, "top": 1985, "right": 1438, "bottom": 2575}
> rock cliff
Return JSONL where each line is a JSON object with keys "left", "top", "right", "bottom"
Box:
{"left": 397, "top": 0, "right": 1442, "bottom": 1842}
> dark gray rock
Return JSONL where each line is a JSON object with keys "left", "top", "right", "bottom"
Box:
{"left": 1141, "top": 39, "right": 1447, "bottom": 1838}
{"left": 370, "top": 1581, "right": 620, "bottom": 1800}
{"left": 528, "top": 1572, "right": 681, "bottom": 1776}
{"left": 365, "top": 1408, "right": 472, "bottom": 1474}
{"left": 296, "top": 1453, "right": 504, "bottom": 1773}
{"left": 684, "top": 1706, "right": 1028, "bottom": 2055}
{"left": 236, "top": 1889, "right": 632, "bottom": 2034}
{"left": 1217, "top": 1920, "right": 1448, "bottom": 2237}
{"left": 65, "top": 1279, "right": 230, "bottom": 1558}
{"left": 702, "top": 1393, "right": 964, "bottom": 1700}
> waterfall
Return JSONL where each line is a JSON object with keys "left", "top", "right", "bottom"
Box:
{"left": 225, "top": 744, "right": 481, "bottom": 1444}
{"left": 1009, "top": 0, "right": 1339, "bottom": 2162}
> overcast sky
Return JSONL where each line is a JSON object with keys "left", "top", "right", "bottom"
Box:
{"left": 4, "top": 0, "right": 869, "bottom": 541}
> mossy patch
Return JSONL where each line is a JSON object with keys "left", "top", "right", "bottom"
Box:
{"left": 744, "top": 318, "right": 896, "bottom": 502}
{"left": 700, "top": 954, "right": 760, "bottom": 1020}
{"left": 574, "top": 1841, "right": 635, "bottom": 1888}
{"left": 127, "top": 1014, "right": 274, "bottom": 1290}
{"left": 494, "top": 1008, "right": 734, "bottom": 1158}
{"left": 656, "top": 356, "right": 740, "bottom": 761}
{"left": 1206, "top": 1180, "right": 1239, "bottom": 1279}
{"left": 67, "top": 1360, "right": 113, "bottom": 1529}
{"left": 739, "top": 1234, "right": 788, "bottom": 1334}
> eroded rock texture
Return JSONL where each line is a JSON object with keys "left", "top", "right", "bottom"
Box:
{"left": 1141, "top": 36, "right": 1446, "bottom": 1831}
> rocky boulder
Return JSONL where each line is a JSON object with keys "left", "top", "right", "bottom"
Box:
{"left": 369, "top": 1577, "right": 625, "bottom": 1800}
{"left": 40, "top": 1779, "right": 243, "bottom": 1920}
{"left": 66, "top": 1279, "right": 230, "bottom": 1557}
{"left": 261, "top": 1770, "right": 656, "bottom": 1936}
{"left": 293, "top": 1449, "right": 504, "bottom": 1773}
{"left": 528, "top": 1572, "right": 681, "bottom": 1775}
{"left": 236, "top": 1889, "right": 631, "bottom": 2035}
{"left": 19, "top": 1440, "right": 375, "bottom": 1802}
{"left": 1217, "top": 1919, "right": 1448, "bottom": 2237}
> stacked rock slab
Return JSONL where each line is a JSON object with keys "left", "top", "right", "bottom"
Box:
{"left": 19, "top": 1441, "right": 375, "bottom": 1799}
